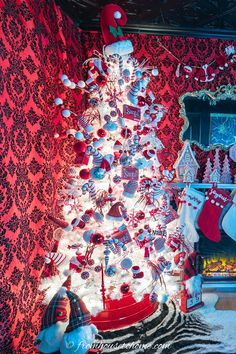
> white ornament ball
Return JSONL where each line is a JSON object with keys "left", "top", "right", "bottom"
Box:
{"left": 60, "top": 74, "right": 68, "bottom": 81}
{"left": 62, "top": 109, "right": 71, "bottom": 118}
{"left": 63, "top": 79, "right": 71, "bottom": 87}
{"left": 54, "top": 97, "right": 63, "bottom": 105}
{"left": 83, "top": 230, "right": 93, "bottom": 243}
{"left": 44, "top": 257, "right": 51, "bottom": 264}
{"left": 75, "top": 131, "right": 84, "bottom": 140}
{"left": 54, "top": 133, "right": 60, "bottom": 138}
{"left": 85, "top": 124, "right": 94, "bottom": 133}
{"left": 70, "top": 82, "right": 76, "bottom": 89}
{"left": 78, "top": 80, "right": 86, "bottom": 88}
{"left": 152, "top": 68, "right": 159, "bottom": 76}
{"left": 114, "top": 11, "right": 122, "bottom": 19}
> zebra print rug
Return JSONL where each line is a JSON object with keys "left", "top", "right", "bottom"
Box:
{"left": 94, "top": 300, "right": 233, "bottom": 354}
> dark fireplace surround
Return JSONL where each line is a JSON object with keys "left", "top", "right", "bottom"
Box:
{"left": 195, "top": 231, "right": 236, "bottom": 281}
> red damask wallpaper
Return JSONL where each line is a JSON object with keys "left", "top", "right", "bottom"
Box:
{"left": 0, "top": 1, "right": 235, "bottom": 353}
{"left": 0, "top": 0, "right": 86, "bottom": 352}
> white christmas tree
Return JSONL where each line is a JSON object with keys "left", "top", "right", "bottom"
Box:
{"left": 40, "top": 4, "right": 190, "bottom": 323}
{"left": 202, "top": 157, "right": 212, "bottom": 183}
{"left": 221, "top": 155, "right": 232, "bottom": 183}
{"left": 212, "top": 148, "right": 221, "bottom": 174}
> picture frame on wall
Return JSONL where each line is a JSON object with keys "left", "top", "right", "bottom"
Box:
{"left": 210, "top": 113, "right": 236, "bottom": 147}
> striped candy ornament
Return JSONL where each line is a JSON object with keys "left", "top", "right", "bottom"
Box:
{"left": 81, "top": 179, "right": 97, "bottom": 206}
{"left": 127, "top": 77, "right": 150, "bottom": 105}
{"left": 96, "top": 86, "right": 104, "bottom": 101}
{"left": 157, "top": 256, "right": 170, "bottom": 272}
{"left": 139, "top": 178, "right": 153, "bottom": 193}
{"left": 111, "top": 53, "right": 124, "bottom": 76}
{"left": 150, "top": 181, "right": 164, "bottom": 201}
{"left": 127, "top": 57, "right": 139, "bottom": 82}
{"left": 45, "top": 252, "right": 66, "bottom": 267}
{"left": 129, "top": 134, "right": 139, "bottom": 158}
{"left": 86, "top": 146, "right": 103, "bottom": 165}
{"left": 104, "top": 246, "right": 111, "bottom": 271}
{"left": 103, "top": 239, "right": 118, "bottom": 254}
{"left": 77, "top": 115, "right": 93, "bottom": 132}
{"left": 148, "top": 257, "right": 170, "bottom": 281}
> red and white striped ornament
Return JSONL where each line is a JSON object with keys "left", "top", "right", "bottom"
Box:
{"left": 45, "top": 252, "right": 66, "bottom": 267}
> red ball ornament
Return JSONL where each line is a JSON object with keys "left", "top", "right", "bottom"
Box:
{"left": 137, "top": 96, "right": 146, "bottom": 107}
{"left": 74, "top": 141, "right": 87, "bottom": 153}
{"left": 150, "top": 113, "right": 157, "bottom": 120}
{"left": 87, "top": 259, "right": 95, "bottom": 266}
{"left": 142, "top": 127, "right": 150, "bottom": 135}
{"left": 91, "top": 233, "right": 104, "bottom": 245}
{"left": 79, "top": 168, "right": 90, "bottom": 180}
{"left": 85, "top": 209, "right": 94, "bottom": 217}
{"left": 97, "top": 128, "right": 106, "bottom": 138}
{"left": 113, "top": 151, "right": 121, "bottom": 160}
{"left": 121, "top": 128, "right": 132, "bottom": 139}
{"left": 79, "top": 220, "right": 86, "bottom": 228}
{"left": 120, "top": 283, "right": 130, "bottom": 294}
{"left": 136, "top": 211, "right": 145, "bottom": 220}
{"left": 96, "top": 75, "right": 107, "bottom": 86}
{"left": 145, "top": 97, "right": 152, "bottom": 106}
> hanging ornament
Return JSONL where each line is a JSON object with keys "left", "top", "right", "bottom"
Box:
{"left": 79, "top": 168, "right": 91, "bottom": 180}
{"left": 120, "top": 283, "right": 130, "bottom": 294}
{"left": 91, "top": 233, "right": 104, "bottom": 245}
{"left": 195, "top": 64, "right": 215, "bottom": 82}
{"left": 120, "top": 257, "right": 133, "bottom": 270}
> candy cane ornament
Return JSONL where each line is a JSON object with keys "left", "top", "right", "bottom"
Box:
{"left": 150, "top": 180, "right": 164, "bottom": 201}
{"left": 127, "top": 77, "right": 150, "bottom": 105}
{"left": 82, "top": 179, "right": 97, "bottom": 206}
{"left": 78, "top": 115, "right": 94, "bottom": 133}
{"left": 129, "top": 134, "right": 139, "bottom": 158}
{"left": 111, "top": 53, "right": 124, "bottom": 76}
{"left": 127, "top": 57, "right": 139, "bottom": 82}
{"left": 45, "top": 252, "right": 67, "bottom": 267}
{"left": 86, "top": 146, "right": 103, "bottom": 166}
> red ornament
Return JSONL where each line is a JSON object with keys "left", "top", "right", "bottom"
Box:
{"left": 113, "top": 151, "right": 121, "bottom": 160}
{"left": 141, "top": 127, "right": 150, "bottom": 135}
{"left": 91, "top": 233, "right": 104, "bottom": 245}
{"left": 136, "top": 211, "right": 145, "bottom": 220}
{"left": 96, "top": 75, "right": 107, "bottom": 86}
{"left": 97, "top": 128, "right": 107, "bottom": 138}
{"left": 88, "top": 259, "right": 95, "bottom": 266}
{"left": 137, "top": 96, "right": 146, "bottom": 107}
{"left": 120, "top": 283, "right": 130, "bottom": 294}
{"left": 150, "top": 113, "right": 157, "bottom": 120}
{"left": 79, "top": 168, "right": 90, "bottom": 180}
{"left": 121, "top": 127, "right": 132, "bottom": 139}
{"left": 74, "top": 141, "right": 87, "bottom": 153}
{"left": 85, "top": 209, "right": 94, "bottom": 217}
{"left": 145, "top": 97, "right": 152, "bottom": 106}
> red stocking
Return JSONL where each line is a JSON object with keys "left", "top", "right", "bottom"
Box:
{"left": 197, "top": 188, "right": 229, "bottom": 242}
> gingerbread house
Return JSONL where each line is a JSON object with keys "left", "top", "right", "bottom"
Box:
{"left": 174, "top": 141, "right": 199, "bottom": 182}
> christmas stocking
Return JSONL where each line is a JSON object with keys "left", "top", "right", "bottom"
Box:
{"left": 222, "top": 193, "right": 236, "bottom": 241}
{"left": 177, "top": 187, "right": 205, "bottom": 243}
{"left": 197, "top": 188, "right": 229, "bottom": 242}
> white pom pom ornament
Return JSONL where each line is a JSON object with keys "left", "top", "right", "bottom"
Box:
{"left": 62, "top": 109, "right": 71, "bottom": 118}
{"left": 54, "top": 97, "right": 63, "bottom": 105}
{"left": 152, "top": 68, "right": 159, "bottom": 76}
{"left": 114, "top": 11, "right": 122, "bottom": 19}
{"left": 78, "top": 80, "right": 86, "bottom": 88}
